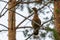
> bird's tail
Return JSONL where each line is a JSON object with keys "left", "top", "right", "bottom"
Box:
{"left": 33, "top": 29, "right": 39, "bottom": 38}
{"left": 34, "top": 29, "right": 39, "bottom": 35}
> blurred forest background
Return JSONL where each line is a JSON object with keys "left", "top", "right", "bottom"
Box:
{"left": 0, "top": 0, "right": 60, "bottom": 40}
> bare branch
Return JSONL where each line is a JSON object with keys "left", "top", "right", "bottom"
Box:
{"left": 0, "top": 2, "right": 9, "bottom": 18}
{"left": 47, "top": 5, "right": 54, "bottom": 15}
{"left": 0, "top": 30, "right": 8, "bottom": 32}
{"left": 0, "top": 2, "right": 8, "bottom": 14}
{"left": 17, "top": 26, "right": 32, "bottom": 29}
{"left": 16, "top": 13, "right": 33, "bottom": 29}
{"left": 0, "top": 9, "right": 8, "bottom": 17}
{"left": 0, "top": 24, "right": 8, "bottom": 29}
{"left": 0, "top": 0, "right": 8, "bottom": 3}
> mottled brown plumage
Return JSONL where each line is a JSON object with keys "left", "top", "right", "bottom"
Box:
{"left": 32, "top": 7, "right": 41, "bottom": 36}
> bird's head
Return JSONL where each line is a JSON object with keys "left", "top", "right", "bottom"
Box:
{"left": 32, "top": 7, "right": 37, "bottom": 12}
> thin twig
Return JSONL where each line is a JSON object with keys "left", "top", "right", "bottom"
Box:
{"left": 0, "top": 0, "right": 8, "bottom": 3}
{"left": 17, "top": 26, "right": 32, "bottom": 29}
{"left": 0, "top": 2, "right": 8, "bottom": 14}
{"left": 1, "top": 9, "right": 8, "bottom": 17}
{"left": 0, "top": 24, "right": 8, "bottom": 29}
{"left": 0, "top": 30, "right": 8, "bottom": 32}
{"left": 47, "top": 5, "right": 54, "bottom": 14}
{"left": 42, "top": 18, "right": 53, "bottom": 26}
{"left": 0, "top": 1, "right": 9, "bottom": 18}
{"left": 0, "top": 2, "right": 9, "bottom": 18}
{"left": 16, "top": 13, "right": 34, "bottom": 29}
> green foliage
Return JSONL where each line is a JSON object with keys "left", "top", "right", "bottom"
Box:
{"left": 55, "top": 9, "right": 60, "bottom": 13}
{"left": 40, "top": 33, "right": 46, "bottom": 37}
{"left": 43, "top": 17, "right": 49, "bottom": 20}
{"left": 52, "top": 29, "right": 60, "bottom": 40}
{"left": 20, "top": 4, "right": 24, "bottom": 11}
{"left": 27, "top": 7, "right": 33, "bottom": 13}
{"left": 23, "top": 29, "right": 29, "bottom": 37}
{"left": 45, "top": 27, "right": 60, "bottom": 40}
{"left": 45, "top": 25, "right": 59, "bottom": 40}
{"left": 45, "top": 27, "right": 53, "bottom": 33}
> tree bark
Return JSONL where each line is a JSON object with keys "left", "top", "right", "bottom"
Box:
{"left": 8, "top": 0, "right": 16, "bottom": 40}
{"left": 54, "top": 0, "right": 60, "bottom": 40}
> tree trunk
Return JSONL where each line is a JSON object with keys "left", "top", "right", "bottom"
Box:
{"left": 54, "top": 0, "right": 60, "bottom": 40}
{"left": 8, "top": 0, "right": 16, "bottom": 40}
